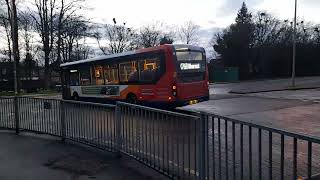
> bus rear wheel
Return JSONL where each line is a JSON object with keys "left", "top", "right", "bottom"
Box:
{"left": 126, "top": 94, "right": 137, "bottom": 104}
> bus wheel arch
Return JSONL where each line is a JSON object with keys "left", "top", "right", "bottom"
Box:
{"left": 126, "top": 93, "right": 138, "bottom": 104}
{"left": 72, "top": 92, "right": 79, "bottom": 101}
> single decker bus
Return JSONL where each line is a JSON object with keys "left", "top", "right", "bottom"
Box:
{"left": 60, "top": 44, "right": 209, "bottom": 107}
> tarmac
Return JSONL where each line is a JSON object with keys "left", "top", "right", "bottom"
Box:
{"left": 0, "top": 131, "right": 168, "bottom": 180}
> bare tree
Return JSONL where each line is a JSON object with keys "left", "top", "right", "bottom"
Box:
{"left": 31, "top": 0, "right": 57, "bottom": 89}
{"left": 0, "top": 0, "right": 12, "bottom": 62}
{"left": 93, "top": 19, "right": 135, "bottom": 54}
{"left": 136, "top": 23, "right": 162, "bottom": 48}
{"left": 61, "top": 16, "right": 89, "bottom": 62}
{"left": 18, "top": 11, "right": 34, "bottom": 59}
{"left": 178, "top": 21, "right": 200, "bottom": 45}
{"left": 31, "top": 0, "right": 85, "bottom": 88}
{"left": 56, "top": 0, "right": 85, "bottom": 64}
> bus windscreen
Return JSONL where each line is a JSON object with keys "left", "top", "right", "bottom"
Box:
{"left": 176, "top": 51, "right": 205, "bottom": 71}
{"left": 176, "top": 51, "right": 203, "bottom": 61}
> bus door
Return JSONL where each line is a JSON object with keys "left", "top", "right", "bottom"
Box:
{"left": 61, "top": 70, "right": 71, "bottom": 99}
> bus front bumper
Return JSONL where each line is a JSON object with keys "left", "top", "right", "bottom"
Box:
{"left": 140, "top": 95, "right": 210, "bottom": 109}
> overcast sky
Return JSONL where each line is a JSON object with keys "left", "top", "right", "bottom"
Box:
{"left": 85, "top": 0, "right": 320, "bottom": 28}
{"left": 2, "top": 0, "right": 319, "bottom": 57}
{"left": 82, "top": 0, "right": 320, "bottom": 56}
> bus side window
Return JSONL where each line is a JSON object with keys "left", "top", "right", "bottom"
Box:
{"left": 119, "top": 61, "right": 138, "bottom": 83}
{"left": 93, "top": 65, "right": 104, "bottom": 85}
{"left": 139, "top": 57, "right": 161, "bottom": 82}
{"left": 104, "top": 65, "right": 119, "bottom": 84}
{"left": 80, "top": 68, "right": 91, "bottom": 86}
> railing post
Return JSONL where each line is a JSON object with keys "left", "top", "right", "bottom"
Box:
{"left": 14, "top": 96, "right": 19, "bottom": 134}
{"left": 115, "top": 103, "right": 122, "bottom": 157}
{"left": 60, "top": 100, "right": 66, "bottom": 142}
{"left": 198, "top": 113, "right": 208, "bottom": 180}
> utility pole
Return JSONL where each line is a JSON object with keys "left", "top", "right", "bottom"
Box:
{"left": 10, "top": 0, "right": 19, "bottom": 95}
{"left": 291, "top": 0, "right": 297, "bottom": 87}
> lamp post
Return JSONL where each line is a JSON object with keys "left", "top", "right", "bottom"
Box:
{"left": 291, "top": 0, "right": 297, "bottom": 87}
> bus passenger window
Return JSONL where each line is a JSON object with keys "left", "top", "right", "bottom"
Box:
{"left": 93, "top": 65, "right": 104, "bottom": 85}
{"left": 104, "top": 65, "right": 119, "bottom": 84}
{"left": 119, "top": 61, "right": 138, "bottom": 83}
{"left": 139, "top": 58, "right": 161, "bottom": 82}
{"left": 80, "top": 69, "right": 91, "bottom": 86}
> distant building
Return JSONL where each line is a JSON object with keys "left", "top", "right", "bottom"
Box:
{"left": 0, "top": 62, "right": 13, "bottom": 82}
{"left": 0, "top": 62, "right": 45, "bottom": 91}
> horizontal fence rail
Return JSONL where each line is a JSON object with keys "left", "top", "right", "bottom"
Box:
{"left": 0, "top": 96, "right": 320, "bottom": 180}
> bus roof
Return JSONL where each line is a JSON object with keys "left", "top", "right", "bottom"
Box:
{"left": 60, "top": 44, "right": 204, "bottom": 68}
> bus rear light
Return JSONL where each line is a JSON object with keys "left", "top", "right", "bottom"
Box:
{"left": 172, "top": 85, "right": 177, "bottom": 97}
{"left": 172, "top": 85, "right": 177, "bottom": 90}
{"left": 168, "top": 97, "right": 172, "bottom": 100}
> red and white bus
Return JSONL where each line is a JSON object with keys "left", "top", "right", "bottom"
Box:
{"left": 61, "top": 44, "right": 209, "bottom": 107}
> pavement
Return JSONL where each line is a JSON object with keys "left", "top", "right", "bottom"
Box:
{"left": 226, "top": 76, "right": 320, "bottom": 94}
{"left": 0, "top": 131, "right": 169, "bottom": 180}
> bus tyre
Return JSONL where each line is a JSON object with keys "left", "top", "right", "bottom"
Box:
{"left": 72, "top": 93, "right": 79, "bottom": 101}
{"left": 126, "top": 94, "right": 137, "bottom": 104}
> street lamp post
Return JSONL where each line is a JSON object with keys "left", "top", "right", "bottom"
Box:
{"left": 292, "top": 0, "right": 297, "bottom": 87}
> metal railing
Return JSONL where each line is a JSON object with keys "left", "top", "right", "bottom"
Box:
{"left": 116, "top": 102, "right": 200, "bottom": 179}
{"left": 0, "top": 97, "right": 15, "bottom": 129}
{"left": 63, "top": 100, "right": 116, "bottom": 152}
{"left": 201, "top": 113, "right": 320, "bottom": 180}
{"left": 18, "top": 97, "right": 61, "bottom": 136}
{"left": 1, "top": 96, "right": 320, "bottom": 180}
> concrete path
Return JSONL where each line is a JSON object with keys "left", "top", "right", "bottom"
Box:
{"left": 0, "top": 131, "right": 168, "bottom": 180}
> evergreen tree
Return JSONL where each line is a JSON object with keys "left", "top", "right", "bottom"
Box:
{"left": 213, "top": 2, "right": 255, "bottom": 79}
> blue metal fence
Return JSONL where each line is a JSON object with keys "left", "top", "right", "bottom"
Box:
{"left": 0, "top": 97, "right": 320, "bottom": 180}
